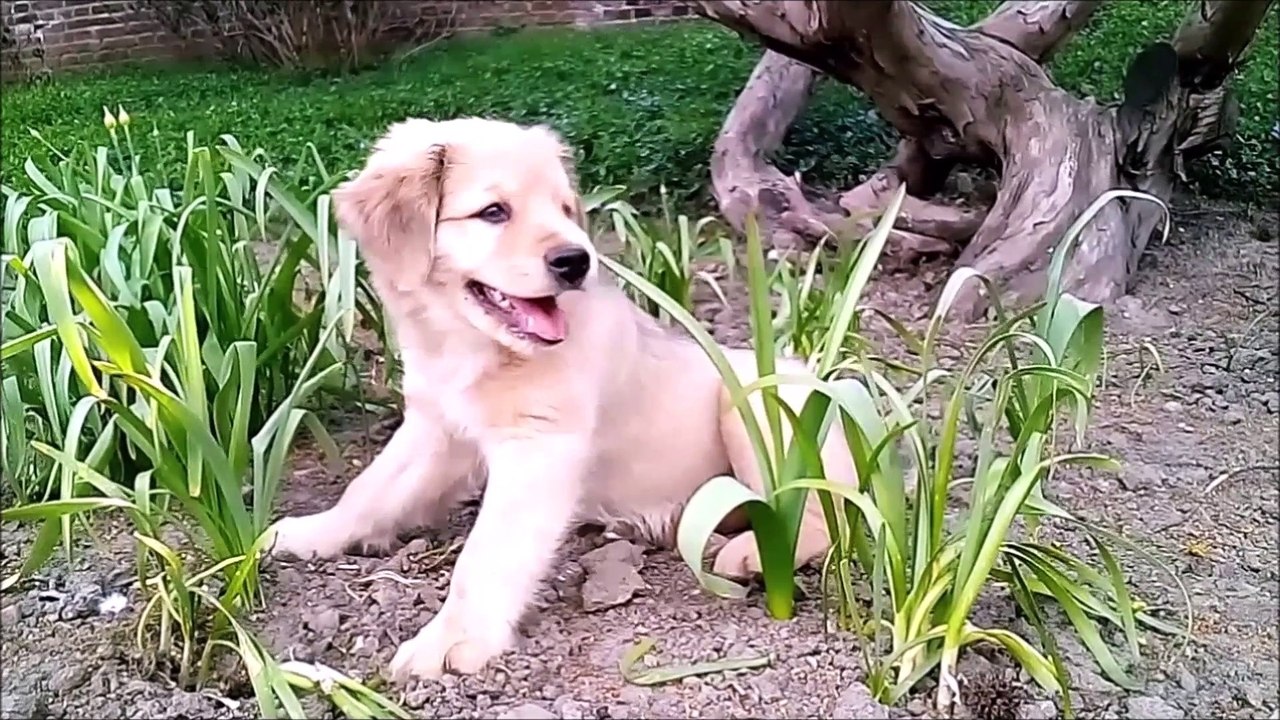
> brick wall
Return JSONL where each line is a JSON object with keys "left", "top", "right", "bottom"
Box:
{"left": 0, "top": 0, "right": 693, "bottom": 77}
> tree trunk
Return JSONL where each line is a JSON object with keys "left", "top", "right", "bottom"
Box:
{"left": 697, "top": 0, "right": 1273, "bottom": 318}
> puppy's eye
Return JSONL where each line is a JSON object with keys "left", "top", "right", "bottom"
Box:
{"left": 475, "top": 203, "right": 510, "bottom": 224}
{"left": 562, "top": 204, "right": 575, "bottom": 218}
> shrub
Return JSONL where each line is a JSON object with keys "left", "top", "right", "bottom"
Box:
{"left": 605, "top": 190, "right": 1188, "bottom": 713}
{"left": 135, "top": 0, "right": 459, "bottom": 73}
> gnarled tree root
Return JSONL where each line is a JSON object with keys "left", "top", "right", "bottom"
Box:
{"left": 698, "top": 0, "right": 1272, "bottom": 319}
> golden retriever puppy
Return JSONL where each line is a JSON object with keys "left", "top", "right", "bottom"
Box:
{"left": 268, "top": 117, "right": 857, "bottom": 682}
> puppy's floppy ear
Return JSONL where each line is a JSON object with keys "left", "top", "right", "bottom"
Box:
{"left": 333, "top": 144, "right": 447, "bottom": 274}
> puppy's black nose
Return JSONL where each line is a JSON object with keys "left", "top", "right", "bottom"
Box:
{"left": 545, "top": 245, "right": 591, "bottom": 289}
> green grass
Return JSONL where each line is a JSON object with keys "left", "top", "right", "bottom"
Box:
{"left": 2, "top": 3, "right": 1275, "bottom": 204}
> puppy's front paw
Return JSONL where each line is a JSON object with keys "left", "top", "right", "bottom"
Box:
{"left": 268, "top": 512, "right": 350, "bottom": 560}
{"left": 712, "top": 532, "right": 765, "bottom": 580}
{"left": 389, "top": 609, "right": 513, "bottom": 682}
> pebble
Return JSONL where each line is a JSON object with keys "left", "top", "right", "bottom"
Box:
{"left": 49, "top": 663, "right": 91, "bottom": 694}
{"left": 1176, "top": 665, "right": 1198, "bottom": 693}
{"left": 1, "top": 603, "right": 20, "bottom": 627}
{"left": 303, "top": 607, "right": 340, "bottom": 633}
{"left": 578, "top": 540, "right": 647, "bottom": 612}
{"left": 1018, "top": 699, "right": 1057, "bottom": 719}
{"left": 833, "top": 682, "right": 889, "bottom": 719}
{"left": 554, "top": 697, "right": 589, "bottom": 719}
{"left": 1126, "top": 696, "right": 1184, "bottom": 719}
{"left": 0, "top": 692, "right": 48, "bottom": 719}
{"left": 498, "top": 702, "right": 558, "bottom": 719}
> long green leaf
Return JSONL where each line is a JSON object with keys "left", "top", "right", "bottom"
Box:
{"left": 674, "top": 475, "right": 794, "bottom": 618}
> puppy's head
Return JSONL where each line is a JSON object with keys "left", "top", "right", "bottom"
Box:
{"left": 334, "top": 117, "right": 595, "bottom": 354}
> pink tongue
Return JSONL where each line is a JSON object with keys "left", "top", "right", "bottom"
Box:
{"left": 508, "top": 296, "right": 567, "bottom": 342}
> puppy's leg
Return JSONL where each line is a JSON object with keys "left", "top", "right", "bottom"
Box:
{"left": 270, "top": 411, "right": 471, "bottom": 559}
{"left": 390, "top": 433, "right": 586, "bottom": 680}
{"left": 713, "top": 385, "right": 855, "bottom": 579}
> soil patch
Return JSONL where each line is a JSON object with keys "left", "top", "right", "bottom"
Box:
{"left": 3, "top": 197, "right": 1276, "bottom": 720}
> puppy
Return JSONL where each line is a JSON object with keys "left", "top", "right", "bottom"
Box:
{"left": 269, "top": 117, "right": 857, "bottom": 681}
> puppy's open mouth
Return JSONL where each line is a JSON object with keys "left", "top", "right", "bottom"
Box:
{"left": 466, "top": 280, "right": 567, "bottom": 345}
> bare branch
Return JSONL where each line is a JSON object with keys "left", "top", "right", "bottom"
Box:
{"left": 710, "top": 50, "right": 844, "bottom": 248}
{"left": 975, "top": 0, "right": 1103, "bottom": 62}
{"left": 1172, "top": 0, "right": 1275, "bottom": 91}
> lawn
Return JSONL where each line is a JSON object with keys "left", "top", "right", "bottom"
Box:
{"left": 2, "top": 1, "right": 1276, "bottom": 203}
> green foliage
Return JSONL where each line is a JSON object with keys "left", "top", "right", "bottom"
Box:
{"left": 596, "top": 184, "right": 735, "bottom": 322}
{"left": 4, "top": 4, "right": 1276, "bottom": 205}
{"left": 0, "top": 112, "right": 403, "bottom": 719}
{"left": 608, "top": 189, "right": 1189, "bottom": 714}
{"left": 1, "top": 111, "right": 380, "bottom": 503}
{"left": 767, "top": 229, "right": 885, "bottom": 366}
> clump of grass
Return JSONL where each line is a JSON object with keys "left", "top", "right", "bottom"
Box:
{"left": 598, "top": 184, "right": 735, "bottom": 322}
{"left": 1, "top": 107, "right": 386, "bottom": 503}
{"left": 0, "top": 108, "right": 404, "bottom": 719}
{"left": 603, "top": 188, "right": 1190, "bottom": 715}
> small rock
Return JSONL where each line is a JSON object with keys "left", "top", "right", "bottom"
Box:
{"left": 1018, "top": 700, "right": 1057, "bottom": 719}
{"left": 1176, "top": 665, "right": 1198, "bottom": 693}
{"left": 1243, "top": 684, "right": 1268, "bottom": 708}
{"left": 371, "top": 586, "right": 398, "bottom": 608}
{"left": 304, "top": 607, "right": 341, "bottom": 634}
{"left": 49, "top": 663, "right": 91, "bottom": 693}
{"left": 580, "top": 540, "right": 645, "bottom": 569}
{"left": 58, "top": 602, "right": 93, "bottom": 621}
{"left": 957, "top": 649, "right": 996, "bottom": 679}
{"left": 554, "top": 697, "right": 589, "bottom": 719}
{"left": 1126, "top": 696, "right": 1184, "bottom": 719}
{"left": 414, "top": 584, "right": 442, "bottom": 611}
{"left": 579, "top": 541, "right": 647, "bottom": 612}
{"left": 1119, "top": 462, "right": 1162, "bottom": 491}
{"left": 404, "top": 538, "right": 430, "bottom": 555}
{"left": 1, "top": 603, "right": 20, "bottom": 627}
{"left": 498, "top": 702, "right": 557, "bottom": 719}
{"left": 834, "top": 682, "right": 890, "bottom": 719}
{"left": 750, "top": 670, "right": 784, "bottom": 701}
{"left": 1, "top": 692, "right": 48, "bottom": 719}
{"left": 1162, "top": 401, "right": 1182, "bottom": 413}
{"left": 906, "top": 697, "right": 930, "bottom": 716}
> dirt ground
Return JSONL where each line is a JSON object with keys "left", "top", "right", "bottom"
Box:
{"left": 2, "top": 196, "right": 1277, "bottom": 720}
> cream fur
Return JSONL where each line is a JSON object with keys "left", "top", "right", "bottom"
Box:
{"left": 268, "top": 117, "right": 857, "bottom": 682}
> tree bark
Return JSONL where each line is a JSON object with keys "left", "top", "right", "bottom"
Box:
{"left": 976, "top": 0, "right": 1103, "bottom": 63}
{"left": 710, "top": 50, "right": 841, "bottom": 250}
{"left": 697, "top": 0, "right": 1274, "bottom": 318}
